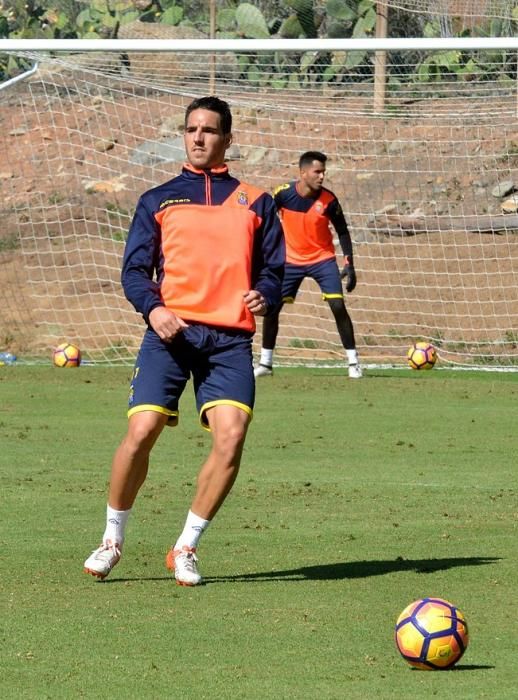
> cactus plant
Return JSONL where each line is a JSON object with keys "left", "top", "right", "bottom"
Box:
{"left": 235, "top": 2, "right": 269, "bottom": 39}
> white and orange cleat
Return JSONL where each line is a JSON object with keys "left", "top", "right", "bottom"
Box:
{"left": 165, "top": 545, "right": 202, "bottom": 586}
{"left": 84, "top": 541, "right": 121, "bottom": 580}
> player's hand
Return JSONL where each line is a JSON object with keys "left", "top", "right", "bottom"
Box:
{"left": 244, "top": 290, "right": 267, "bottom": 316}
{"left": 341, "top": 264, "right": 357, "bottom": 293}
{"left": 148, "top": 306, "right": 189, "bottom": 342}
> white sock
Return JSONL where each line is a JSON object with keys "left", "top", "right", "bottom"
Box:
{"left": 346, "top": 348, "right": 358, "bottom": 365}
{"left": 260, "top": 348, "right": 273, "bottom": 367}
{"left": 174, "top": 510, "right": 211, "bottom": 550}
{"left": 103, "top": 505, "right": 131, "bottom": 546}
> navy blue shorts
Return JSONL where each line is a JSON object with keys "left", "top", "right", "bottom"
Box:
{"left": 128, "top": 325, "right": 255, "bottom": 430}
{"left": 282, "top": 257, "right": 343, "bottom": 303}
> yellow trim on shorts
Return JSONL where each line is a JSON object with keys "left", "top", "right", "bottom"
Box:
{"left": 282, "top": 296, "right": 295, "bottom": 304}
{"left": 199, "top": 400, "right": 253, "bottom": 431}
{"left": 322, "top": 292, "right": 344, "bottom": 300}
{"left": 127, "top": 404, "right": 179, "bottom": 427}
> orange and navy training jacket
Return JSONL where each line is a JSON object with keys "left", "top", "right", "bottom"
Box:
{"left": 273, "top": 181, "right": 353, "bottom": 266}
{"left": 122, "top": 163, "right": 285, "bottom": 334}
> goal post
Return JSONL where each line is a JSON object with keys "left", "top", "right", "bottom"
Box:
{"left": 1, "top": 36, "right": 517, "bottom": 369}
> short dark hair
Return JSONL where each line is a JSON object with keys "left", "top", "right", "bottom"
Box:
{"left": 184, "top": 96, "right": 232, "bottom": 135}
{"left": 299, "top": 151, "right": 327, "bottom": 169}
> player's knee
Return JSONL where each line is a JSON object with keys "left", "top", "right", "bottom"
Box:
{"left": 327, "top": 297, "right": 346, "bottom": 316}
{"left": 219, "top": 421, "right": 247, "bottom": 448}
{"left": 126, "top": 411, "right": 166, "bottom": 450}
{"left": 212, "top": 421, "right": 248, "bottom": 461}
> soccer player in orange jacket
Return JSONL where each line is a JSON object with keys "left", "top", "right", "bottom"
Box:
{"left": 255, "top": 151, "right": 362, "bottom": 379}
{"left": 84, "top": 96, "right": 285, "bottom": 585}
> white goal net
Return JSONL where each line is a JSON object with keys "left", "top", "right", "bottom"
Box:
{"left": 1, "top": 36, "right": 517, "bottom": 369}
{"left": 383, "top": 1, "right": 515, "bottom": 21}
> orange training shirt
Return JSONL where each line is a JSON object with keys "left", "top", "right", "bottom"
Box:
{"left": 122, "top": 164, "right": 285, "bottom": 333}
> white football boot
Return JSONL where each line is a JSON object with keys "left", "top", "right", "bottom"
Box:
{"left": 254, "top": 363, "right": 273, "bottom": 378}
{"left": 348, "top": 363, "right": 363, "bottom": 379}
{"left": 84, "top": 541, "right": 121, "bottom": 579}
{"left": 166, "top": 545, "right": 202, "bottom": 587}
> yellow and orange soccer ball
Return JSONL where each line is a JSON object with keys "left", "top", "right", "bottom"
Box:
{"left": 52, "top": 342, "right": 81, "bottom": 368}
{"left": 407, "top": 341, "right": 437, "bottom": 370}
{"left": 395, "top": 597, "right": 469, "bottom": 670}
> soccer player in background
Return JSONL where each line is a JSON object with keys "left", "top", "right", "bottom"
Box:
{"left": 254, "top": 151, "right": 362, "bottom": 379}
{"left": 84, "top": 96, "right": 285, "bottom": 585}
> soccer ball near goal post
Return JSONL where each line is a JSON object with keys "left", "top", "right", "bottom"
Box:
{"left": 407, "top": 341, "right": 437, "bottom": 370}
{"left": 395, "top": 597, "right": 469, "bottom": 670}
{"left": 52, "top": 342, "right": 81, "bottom": 368}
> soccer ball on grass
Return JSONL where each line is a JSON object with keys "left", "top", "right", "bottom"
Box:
{"left": 407, "top": 341, "right": 437, "bottom": 370}
{"left": 53, "top": 342, "right": 81, "bottom": 368}
{"left": 395, "top": 597, "right": 469, "bottom": 670}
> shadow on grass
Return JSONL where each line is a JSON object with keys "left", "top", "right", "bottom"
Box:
{"left": 98, "top": 555, "right": 500, "bottom": 585}
{"left": 205, "top": 555, "right": 501, "bottom": 583}
{"left": 97, "top": 576, "right": 171, "bottom": 583}
{"left": 442, "top": 665, "right": 495, "bottom": 671}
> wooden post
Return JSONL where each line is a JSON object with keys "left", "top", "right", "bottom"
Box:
{"left": 373, "top": 1, "right": 388, "bottom": 113}
{"left": 209, "top": 0, "right": 216, "bottom": 94}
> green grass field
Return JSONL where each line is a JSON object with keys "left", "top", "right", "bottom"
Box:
{"left": 1, "top": 366, "right": 516, "bottom": 699}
